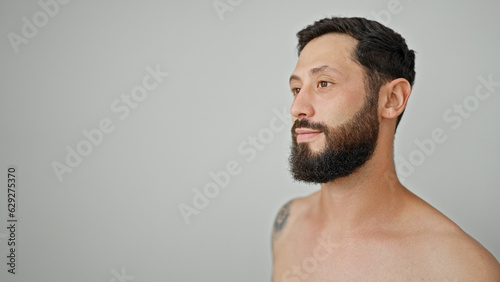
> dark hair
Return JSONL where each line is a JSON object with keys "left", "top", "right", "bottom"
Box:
{"left": 297, "top": 17, "right": 416, "bottom": 128}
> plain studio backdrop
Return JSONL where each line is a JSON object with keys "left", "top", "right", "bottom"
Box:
{"left": 1, "top": 0, "right": 499, "bottom": 281}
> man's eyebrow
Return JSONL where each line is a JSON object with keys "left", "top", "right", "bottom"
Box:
{"left": 289, "top": 65, "right": 340, "bottom": 84}
{"left": 289, "top": 74, "right": 301, "bottom": 84}
{"left": 311, "top": 65, "right": 339, "bottom": 76}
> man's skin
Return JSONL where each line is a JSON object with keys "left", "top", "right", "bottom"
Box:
{"left": 271, "top": 33, "right": 500, "bottom": 281}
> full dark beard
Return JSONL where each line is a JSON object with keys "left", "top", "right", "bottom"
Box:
{"left": 289, "top": 95, "right": 379, "bottom": 183}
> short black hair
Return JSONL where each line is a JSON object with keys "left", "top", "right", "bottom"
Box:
{"left": 296, "top": 17, "right": 416, "bottom": 128}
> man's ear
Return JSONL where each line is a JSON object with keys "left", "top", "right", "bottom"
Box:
{"left": 380, "top": 78, "right": 412, "bottom": 121}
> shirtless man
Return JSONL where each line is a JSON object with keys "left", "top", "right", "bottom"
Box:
{"left": 271, "top": 17, "right": 500, "bottom": 281}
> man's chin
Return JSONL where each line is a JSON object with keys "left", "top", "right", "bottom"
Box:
{"left": 289, "top": 144, "right": 372, "bottom": 184}
{"left": 306, "top": 148, "right": 327, "bottom": 158}
{"left": 295, "top": 140, "right": 327, "bottom": 155}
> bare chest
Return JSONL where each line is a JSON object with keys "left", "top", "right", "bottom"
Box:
{"left": 273, "top": 232, "right": 451, "bottom": 281}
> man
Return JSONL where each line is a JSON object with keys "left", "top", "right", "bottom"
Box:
{"left": 272, "top": 17, "right": 500, "bottom": 281}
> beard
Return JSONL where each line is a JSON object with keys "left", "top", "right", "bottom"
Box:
{"left": 289, "top": 94, "right": 379, "bottom": 183}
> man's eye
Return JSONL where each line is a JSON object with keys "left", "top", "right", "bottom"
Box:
{"left": 292, "top": 88, "right": 301, "bottom": 95}
{"left": 318, "top": 81, "right": 332, "bottom": 88}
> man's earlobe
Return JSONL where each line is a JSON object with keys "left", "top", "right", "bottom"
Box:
{"left": 381, "top": 78, "right": 411, "bottom": 120}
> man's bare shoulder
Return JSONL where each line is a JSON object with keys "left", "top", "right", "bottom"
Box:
{"left": 425, "top": 228, "right": 500, "bottom": 280}
{"left": 412, "top": 206, "right": 500, "bottom": 280}
{"left": 390, "top": 191, "right": 500, "bottom": 279}
{"left": 271, "top": 190, "right": 500, "bottom": 280}
{"left": 271, "top": 192, "right": 319, "bottom": 245}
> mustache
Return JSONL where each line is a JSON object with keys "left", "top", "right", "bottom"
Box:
{"left": 291, "top": 119, "right": 329, "bottom": 136}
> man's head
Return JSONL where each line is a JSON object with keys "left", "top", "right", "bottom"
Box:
{"left": 288, "top": 17, "right": 415, "bottom": 183}
{"left": 296, "top": 17, "right": 416, "bottom": 127}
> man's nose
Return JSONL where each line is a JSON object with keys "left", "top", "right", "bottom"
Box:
{"left": 290, "top": 86, "right": 315, "bottom": 119}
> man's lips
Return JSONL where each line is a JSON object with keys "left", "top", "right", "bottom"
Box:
{"left": 295, "top": 128, "right": 322, "bottom": 142}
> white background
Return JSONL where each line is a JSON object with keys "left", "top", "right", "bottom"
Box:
{"left": 1, "top": 0, "right": 499, "bottom": 281}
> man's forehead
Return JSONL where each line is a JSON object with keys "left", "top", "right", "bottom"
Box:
{"left": 291, "top": 34, "right": 359, "bottom": 81}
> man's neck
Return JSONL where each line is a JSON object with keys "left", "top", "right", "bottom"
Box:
{"left": 317, "top": 146, "right": 407, "bottom": 234}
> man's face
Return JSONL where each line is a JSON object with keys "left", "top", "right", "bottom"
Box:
{"left": 288, "top": 33, "right": 380, "bottom": 183}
